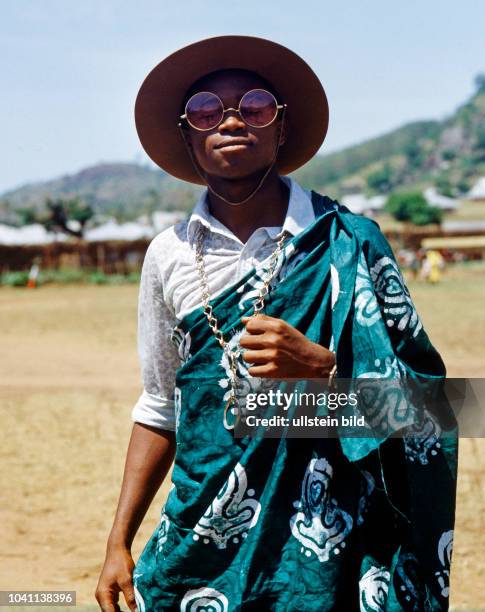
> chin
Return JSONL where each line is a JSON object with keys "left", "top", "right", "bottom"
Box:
{"left": 206, "top": 161, "right": 271, "bottom": 182}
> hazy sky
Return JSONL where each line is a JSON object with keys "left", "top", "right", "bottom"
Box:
{"left": 1, "top": 0, "right": 484, "bottom": 193}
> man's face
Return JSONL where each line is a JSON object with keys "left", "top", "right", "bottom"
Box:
{"left": 181, "top": 69, "right": 286, "bottom": 181}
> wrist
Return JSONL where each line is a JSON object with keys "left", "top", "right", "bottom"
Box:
{"left": 308, "top": 342, "right": 335, "bottom": 378}
{"left": 107, "top": 528, "right": 133, "bottom": 551}
{"left": 328, "top": 359, "right": 337, "bottom": 388}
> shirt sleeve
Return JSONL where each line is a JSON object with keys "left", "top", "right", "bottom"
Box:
{"left": 131, "top": 239, "right": 180, "bottom": 432}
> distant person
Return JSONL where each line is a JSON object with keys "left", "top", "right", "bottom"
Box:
{"left": 421, "top": 249, "right": 445, "bottom": 284}
{"left": 397, "top": 248, "right": 420, "bottom": 280}
{"left": 27, "top": 260, "right": 40, "bottom": 288}
{"left": 95, "top": 36, "right": 457, "bottom": 611}
{"left": 409, "top": 250, "right": 420, "bottom": 279}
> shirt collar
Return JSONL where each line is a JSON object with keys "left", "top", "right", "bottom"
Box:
{"left": 186, "top": 176, "right": 315, "bottom": 244}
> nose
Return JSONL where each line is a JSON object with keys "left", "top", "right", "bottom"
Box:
{"left": 218, "top": 110, "right": 246, "bottom": 132}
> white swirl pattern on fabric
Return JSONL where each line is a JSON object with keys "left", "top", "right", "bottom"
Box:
{"left": 370, "top": 256, "right": 422, "bottom": 337}
{"left": 436, "top": 530, "right": 454, "bottom": 597}
{"left": 290, "top": 457, "right": 353, "bottom": 562}
{"left": 354, "top": 253, "right": 381, "bottom": 327}
{"left": 132, "top": 576, "right": 146, "bottom": 612}
{"left": 171, "top": 327, "right": 192, "bottom": 363}
{"left": 359, "top": 565, "right": 391, "bottom": 611}
{"left": 180, "top": 587, "right": 229, "bottom": 612}
{"left": 157, "top": 511, "right": 170, "bottom": 555}
{"left": 193, "top": 463, "right": 261, "bottom": 549}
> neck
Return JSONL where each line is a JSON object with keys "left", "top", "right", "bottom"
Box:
{"left": 205, "top": 170, "right": 290, "bottom": 243}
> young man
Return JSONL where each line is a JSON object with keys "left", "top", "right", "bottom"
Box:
{"left": 96, "top": 36, "right": 457, "bottom": 611}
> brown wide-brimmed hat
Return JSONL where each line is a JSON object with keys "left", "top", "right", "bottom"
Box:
{"left": 135, "top": 35, "right": 329, "bottom": 184}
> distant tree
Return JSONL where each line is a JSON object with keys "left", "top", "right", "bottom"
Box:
{"left": 404, "top": 141, "right": 424, "bottom": 170}
{"left": 435, "top": 176, "right": 454, "bottom": 198}
{"left": 367, "top": 163, "right": 393, "bottom": 193}
{"left": 385, "top": 191, "right": 443, "bottom": 226}
{"left": 42, "top": 197, "right": 94, "bottom": 237}
{"left": 67, "top": 198, "right": 95, "bottom": 231}
{"left": 456, "top": 179, "right": 470, "bottom": 195}
{"left": 474, "top": 73, "right": 485, "bottom": 94}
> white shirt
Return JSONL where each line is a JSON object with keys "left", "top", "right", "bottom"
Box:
{"left": 131, "top": 176, "right": 316, "bottom": 432}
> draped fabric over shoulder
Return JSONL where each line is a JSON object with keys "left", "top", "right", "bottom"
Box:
{"left": 133, "top": 192, "right": 457, "bottom": 612}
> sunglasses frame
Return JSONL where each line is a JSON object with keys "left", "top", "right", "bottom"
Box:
{"left": 179, "top": 88, "right": 286, "bottom": 131}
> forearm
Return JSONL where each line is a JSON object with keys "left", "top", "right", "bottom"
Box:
{"left": 107, "top": 422, "right": 176, "bottom": 550}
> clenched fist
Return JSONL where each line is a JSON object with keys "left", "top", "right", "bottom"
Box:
{"left": 240, "top": 314, "right": 335, "bottom": 380}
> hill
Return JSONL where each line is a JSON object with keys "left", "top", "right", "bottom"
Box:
{"left": 0, "top": 163, "right": 202, "bottom": 224}
{"left": 1, "top": 76, "right": 484, "bottom": 224}
{"left": 294, "top": 79, "right": 485, "bottom": 197}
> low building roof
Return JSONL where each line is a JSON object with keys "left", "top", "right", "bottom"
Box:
{"left": 421, "top": 235, "right": 485, "bottom": 249}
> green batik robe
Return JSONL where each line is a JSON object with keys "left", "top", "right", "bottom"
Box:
{"left": 132, "top": 192, "right": 458, "bottom": 611}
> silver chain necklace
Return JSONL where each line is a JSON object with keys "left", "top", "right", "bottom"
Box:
{"left": 194, "top": 224, "right": 289, "bottom": 430}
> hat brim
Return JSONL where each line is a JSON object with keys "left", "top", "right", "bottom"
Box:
{"left": 134, "top": 35, "right": 329, "bottom": 185}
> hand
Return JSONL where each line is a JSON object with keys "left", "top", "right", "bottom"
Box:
{"left": 240, "top": 314, "right": 335, "bottom": 380}
{"left": 95, "top": 543, "right": 138, "bottom": 612}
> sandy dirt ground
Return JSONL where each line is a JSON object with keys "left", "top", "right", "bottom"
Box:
{"left": 0, "top": 268, "right": 484, "bottom": 610}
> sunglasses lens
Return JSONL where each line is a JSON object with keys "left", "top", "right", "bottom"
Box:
{"left": 240, "top": 89, "right": 278, "bottom": 127}
{"left": 185, "top": 92, "right": 223, "bottom": 130}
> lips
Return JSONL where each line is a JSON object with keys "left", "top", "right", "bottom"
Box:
{"left": 214, "top": 139, "right": 252, "bottom": 149}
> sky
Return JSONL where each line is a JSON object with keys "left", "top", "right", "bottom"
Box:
{"left": 1, "top": 0, "right": 484, "bottom": 194}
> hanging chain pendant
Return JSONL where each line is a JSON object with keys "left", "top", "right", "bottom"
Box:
{"left": 195, "top": 225, "right": 289, "bottom": 432}
{"left": 223, "top": 350, "right": 241, "bottom": 431}
{"left": 223, "top": 394, "right": 238, "bottom": 431}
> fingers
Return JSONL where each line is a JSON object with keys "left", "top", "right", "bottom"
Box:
{"left": 239, "top": 332, "right": 276, "bottom": 349}
{"left": 241, "top": 349, "right": 278, "bottom": 364}
{"left": 120, "top": 579, "right": 138, "bottom": 612}
{"left": 240, "top": 317, "right": 265, "bottom": 335}
{"left": 246, "top": 363, "right": 278, "bottom": 377}
{"left": 241, "top": 314, "right": 285, "bottom": 334}
{"left": 95, "top": 588, "right": 122, "bottom": 612}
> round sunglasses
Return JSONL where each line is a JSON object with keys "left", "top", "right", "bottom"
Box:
{"left": 179, "top": 88, "right": 286, "bottom": 131}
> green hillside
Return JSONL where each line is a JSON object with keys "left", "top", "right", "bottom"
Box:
{"left": 1, "top": 76, "right": 484, "bottom": 225}
{"left": 294, "top": 82, "right": 485, "bottom": 198}
{"left": 294, "top": 121, "right": 440, "bottom": 192}
{"left": 0, "top": 163, "right": 202, "bottom": 224}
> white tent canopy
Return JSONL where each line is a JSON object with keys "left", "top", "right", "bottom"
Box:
{"left": 84, "top": 220, "right": 153, "bottom": 242}
{"left": 341, "top": 193, "right": 386, "bottom": 214}
{"left": 423, "top": 187, "right": 459, "bottom": 210}
{"left": 467, "top": 177, "right": 485, "bottom": 200}
{"left": 0, "top": 212, "right": 186, "bottom": 246}
{"left": 0, "top": 223, "right": 67, "bottom": 245}
{"left": 342, "top": 188, "right": 460, "bottom": 216}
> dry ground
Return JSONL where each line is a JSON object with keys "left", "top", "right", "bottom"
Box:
{"left": 0, "top": 267, "right": 484, "bottom": 610}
